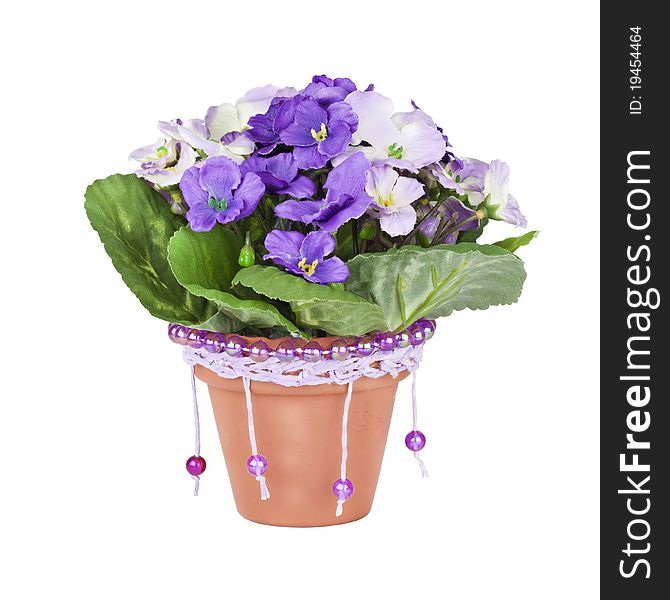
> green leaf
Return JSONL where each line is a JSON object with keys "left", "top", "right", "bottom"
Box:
{"left": 493, "top": 230, "right": 539, "bottom": 253}
{"left": 345, "top": 243, "right": 527, "bottom": 332}
{"left": 457, "top": 217, "right": 488, "bottom": 243}
{"left": 232, "top": 266, "right": 387, "bottom": 336}
{"left": 168, "top": 227, "right": 304, "bottom": 336}
{"left": 84, "top": 174, "right": 215, "bottom": 325}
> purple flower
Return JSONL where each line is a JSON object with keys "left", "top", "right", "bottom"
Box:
{"left": 263, "top": 230, "right": 349, "bottom": 284}
{"left": 274, "top": 152, "right": 372, "bottom": 232}
{"left": 440, "top": 198, "right": 480, "bottom": 244}
{"left": 302, "top": 75, "right": 357, "bottom": 107}
{"left": 240, "top": 153, "right": 315, "bottom": 198}
{"left": 245, "top": 95, "right": 306, "bottom": 155}
{"left": 180, "top": 156, "right": 265, "bottom": 232}
{"left": 279, "top": 97, "right": 358, "bottom": 169}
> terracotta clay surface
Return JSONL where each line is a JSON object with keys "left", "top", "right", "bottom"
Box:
{"left": 195, "top": 364, "right": 408, "bottom": 527}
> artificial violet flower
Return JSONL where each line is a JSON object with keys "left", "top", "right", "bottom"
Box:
{"left": 365, "top": 166, "right": 425, "bottom": 237}
{"left": 334, "top": 91, "right": 446, "bottom": 172}
{"left": 430, "top": 157, "right": 489, "bottom": 204}
{"left": 245, "top": 94, "right": 306, "bottom": 155}
{"left": 302, "top": 75, "right": 357, "bottom": 107}
{"left": 279, "top": 98, "right": 358, "bottom": 169}
{"left": 240, "top": 153, "right": 315, "bottom": 198}
{"left": 129, "top": 137, "right": 178, "bottom": 169}
{"left": 159, "top": 118, "right": 255, "bottom": 163}
{"left": 440, "top": 197, "right": 480, "bottom": 243}
{"left": 179, "top": 156, "right": 265, "bottom": 232}
{"left": 205, "top": 85, "right": 297, "bottom": 139}
{"left": 483, "top": 160, "right": 527, "bottom": 227}
{"left": 132, "top": 141, "right": 197, "bottom": 187}
{"left": 263, "top": 229, "right": 349, "bottom": 284}
{"left": 274, "top": 152, "right": 372, "bottom": 232}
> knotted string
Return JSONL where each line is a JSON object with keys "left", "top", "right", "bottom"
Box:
{"left": 411, "top": 371, "right": 429, "bottom": 478}
{"left": 242, "top": 377, "right": 270, "bottom": 500}
{"left": 190, "top": 365, "right": 202, "bottom": 495}
{"left": 336, "top": 381, "right": 354, "bottom": 517}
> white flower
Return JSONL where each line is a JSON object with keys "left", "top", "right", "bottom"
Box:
{"left": 205, "top": 84, "right": 297, "bottom": 138}
{"left": 333, "top": 91, "right": 446, "bottom": 172}
{"left": 158, "top": 118, "right": 254, "bottom": 164}
{"left": 483, "top": 160, "right": 527, "bottom": 227}
{"left": 365, "top": 166, "right": 425, "bottom": 236}
{"left": 136, "top": 142, "right": 196, "bottom": 187}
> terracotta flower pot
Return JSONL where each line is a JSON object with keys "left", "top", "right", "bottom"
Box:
{"left": 195, "top": 356, "right": 409, "bottom": 527}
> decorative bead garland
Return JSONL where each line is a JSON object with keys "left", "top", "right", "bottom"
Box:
{"left": 173, "top": 319, "right": 435, "bottom": 515}
{"left": 167, "top": 319, "right": 436, "bottom": 360}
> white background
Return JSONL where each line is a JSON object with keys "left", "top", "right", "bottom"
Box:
{"left": 0, "top": 1, "right": 599, "bottom": 598}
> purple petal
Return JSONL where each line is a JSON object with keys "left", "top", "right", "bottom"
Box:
{"left": 275, "top": 199, "right": 323, "bottom": 223}
{"left": 281, "top": 175, "right": 316, "bottom": 199}
{"left": 265, "top": 254, "right": 302, "bottom": 275}
{"left": 280, "top": 122, "right": 317, "bottom": 147}
{"left": 318, "top": 120, "right": 351, "bottom": 157}
{"left": 333, "top": 77, "right": 357, "bottom": 93}
{"left": 300, "top": 230, "right": 335, "bottom": 263}
{"left": 444, "top": 198, "right": 478, "bottom": 231}
{"left": 309, "top": 256, "right": 349, "bottom": 284}
{"left": 324, "top": 152, "right": 370, "bottom": 201}
{"left": 179, "top": 165, "right": 208, "bottom": 208}
{"left": 312, "top": 87, "right": 348, "bottom": 105}
{"left": 239, "top": 154, "right": 268, "bottom": 177}
{"left": 233, "top": 172, "right": 265, "bottom": 219}
{"left": 266, "top": 153, "right": 298, "bottom": 183}
{"left": 327, "top": 101, "right": 358, "bottom": 133}
{"left": 498, "top": 195, "right": 527, "bottom": 227}
{"left": 315, "top": 191, "right": 372, "bottom": 232}
{"left": 293, "top": 144, "right": 328, "bottom": 169}
{"left": 186, "top": 203, "right": 218, "bottom": 232}
{"left": 264, "top": 229, "right": 304, "bottom": 258}
{"left": 257, "top": 171, "right": 288, "bottom": 191}
{"left": 199, "top": 156, "right": 241, "bottom": 202}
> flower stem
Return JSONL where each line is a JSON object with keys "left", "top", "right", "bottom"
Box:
{"left": 431, "top": 213, "right": 481, "bottom": 245}
{"left": 398, "top": 201, "right": 443, "bottom": 248}
{"left": 352, "top": 220, "right": 360, "bottom": 255}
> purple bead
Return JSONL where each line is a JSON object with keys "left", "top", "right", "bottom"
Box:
{"left": 246, "top": 454, "right": 268, "bottom": 476}
{"left": 186, "top": 455, "right": 206, "bottom": 476}
{"left": 376, "top": 331, "right": 397, "bottom": 352}
{"left": 201, "top": 331, "right": 225, "bottom": 353}
{"left": 186, "top": 328, "right": 205, "bottom": 348}
{"left": 276, "top": 339, "right": 299, "bottom": 362}
{"left": 249, "top": 340, "right": 270, "bottom": 362}
{"left": 332, "top": 478, "right": 354, "bottom": 501}
{"left": 355, "top": 335, "right": 375, "bottom": 357}
{"left": 396, "top": 330, "right": 411, "bottom": 348}
{"left": 408, "top": 323, "right": 426, "bottom": 346}
{"left": 405, "top": 430, "right": 426, "bottom": 452}
{"left": 329, "top": 339, "right": 350, "bottom": 361}
{"left": 415, "top": 318, "right": 436, "bottom": 340}
{"left": 168, "top": 324, "right": 189, "bottom": 345}
{"left": 224, "top": 335, "right": 246, "bottom": 357}
{"left": 302, "top": 340, "right": 323, "bottom": 362}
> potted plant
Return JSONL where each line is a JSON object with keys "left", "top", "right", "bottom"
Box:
{"left": 85, "top": 75, "right": 535, "bottom": 527}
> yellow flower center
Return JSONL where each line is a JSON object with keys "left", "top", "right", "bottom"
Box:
{"left": 156, "top": 145, "right": 169, "bottom": 158}
{"left": 310, "top": 123, "right": 328, "bottom": 142}
{"left": 377, "top": 194, "right": 394, "bottom": 208}
{"left": 298, "top": 257, "right": 319, "bottom": 276}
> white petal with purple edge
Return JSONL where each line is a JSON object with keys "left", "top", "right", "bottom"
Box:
{"left": 392, "top": 175, "right": 425, "bottom": 207}
{"left": 379, "top": 205, "right": 417, "bottom": 236}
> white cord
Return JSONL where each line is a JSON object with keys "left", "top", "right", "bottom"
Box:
{"left": 336, "top": 381, "right": 354, "bottom": 517}
{"left": 411, "top": 371, "right": 429, "bottom": 478}
{"left": 242, "top": 376, "right": 270, "bottom": 500}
